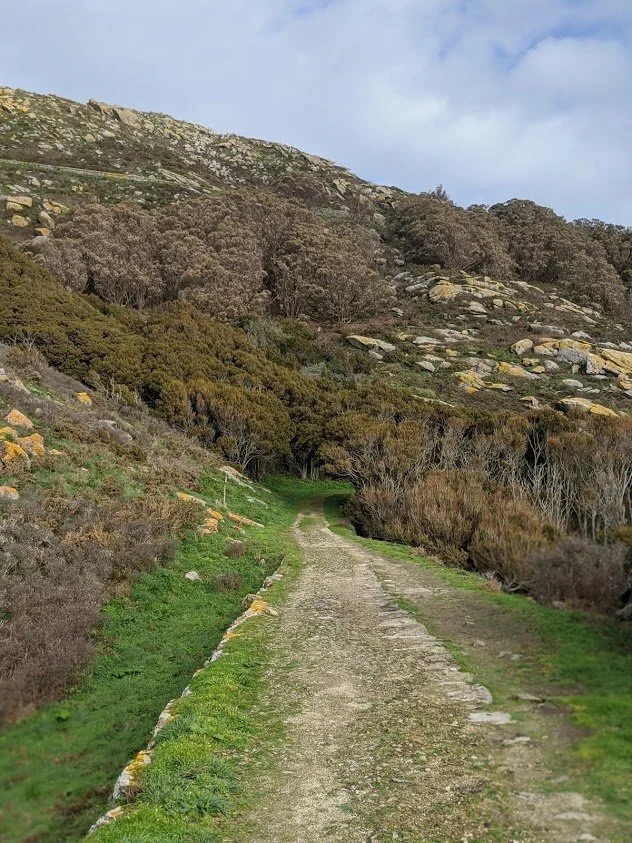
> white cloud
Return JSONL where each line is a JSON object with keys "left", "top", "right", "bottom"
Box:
{"left": 1, "top": 0, "right": 631, "bottom": 223}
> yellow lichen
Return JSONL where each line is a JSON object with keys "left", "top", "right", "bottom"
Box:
{"left": 228, "top": 512, "right": 264, "bottom": 528}
{"left": 18, "top": 433, "right": 45, "bottom": 457}
{"left": 5, "top": 409, "right": 33, "bottom": 429}
{"left": 0, "top": 440, "right": 30, "bottom": 467}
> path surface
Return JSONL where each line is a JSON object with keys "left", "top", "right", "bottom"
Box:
{"left": 227, "top": 508, "right": 615, "bottom": 843}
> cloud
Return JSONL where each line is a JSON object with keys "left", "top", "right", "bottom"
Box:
{"left": 1, "top": 0, "right": 631, "bottom": 223}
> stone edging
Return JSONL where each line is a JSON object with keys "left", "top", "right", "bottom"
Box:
{"left": 88, "top": 570, "right": 283, "bottom": 834}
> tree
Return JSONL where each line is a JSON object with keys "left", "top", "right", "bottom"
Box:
{"left": 390, "top": 194, "right": 513, "bottom": 278}
{"left": 489, "top": 199, "right": 625, "bottom": 309}
{"left": 188, "top": 381, "right": 293, "bottom": 475}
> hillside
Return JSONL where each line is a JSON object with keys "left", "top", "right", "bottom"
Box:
{"left": 2, "top": 86, "right": 632, "bottom": 421}
{"left": 2, "top": 86, "right": 632, "bottom": 842}
{"left": 0, "top": 86, "right": 396, "bottom": 218}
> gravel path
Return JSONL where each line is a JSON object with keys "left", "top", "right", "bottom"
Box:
{"left": 226, "top": 509, "right": 613, "bottom": 843}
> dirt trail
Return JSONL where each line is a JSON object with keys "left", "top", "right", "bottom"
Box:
{"left": 226, "top": 508, "right": 615, "bottom": 843}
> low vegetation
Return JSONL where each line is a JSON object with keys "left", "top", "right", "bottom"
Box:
{"left": 0, "top": 451, "right": 303, "bottom": 842}
{"left": 324, "top": 411, "right": 632, "bottom": 613}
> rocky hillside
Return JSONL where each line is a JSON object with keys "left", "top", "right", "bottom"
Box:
{"left": 0, "top": 85, "right": 396, "bottom": 237}
{"left": 344, "top": 266, "right": 632, "bottom": 418}
{"left": 2, "top": 85, "right": 632, "bottom": 421}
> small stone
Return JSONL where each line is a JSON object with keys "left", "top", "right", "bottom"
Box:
{"left": 391, "top": 307, "right": 404, "bottom": 317}
{"left": 562, "top": 378, "right": 584, "bottom": 389}
{"left": 0, "top": 485, "right": 19, "bottom": 500}
{"left": 184, "top": 571, "right": 201, "bottom": 581}
{"left": 176, "top": 491, "right": 206, "bottom": 505}
{"left": 468, "top": 711, "right": 513, "bottom": 725}
{"left": 11, "top": 214, "right": 29, "bottom": 227}
{"left": 75, "top": 391, "right": 93, "bottom": 406}
{"left": 511, "top": 339, "right": 534, "bottom": 356}
{"left": 18, "top": 433, "right": 45, "bottom": 457}
{"left": 346, "top": 335, "right": 396, "bottom": 353}
{"left": 7, "top": 195, "right": 32, "bottom": 209}
{"left": 429, "top": 282, "right": 459, "bottom": 302}
{"left": 502, "top": 736, "right": 532, "bottom": 746}
{"left": 416, "top": 360, "right": 435, "bottom": 373}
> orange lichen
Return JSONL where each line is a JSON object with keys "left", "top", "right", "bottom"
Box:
{"left": 5, "top": 409, "right": 33, "bottom": 430}
{"left": 18, "top": 433, "right": 45, "bottom": 457}
{"left": 228, "top": 512, "right": 264, "bottom": 528}
{"left": 0, "top": 486, "right": 19, "bottom": 500}
{"left": 199, "top": 517, "right": 219, "bottom": 535}
{"left": 75, "top": 391, "right": 93, "bottom": 406}
{"left": 223, "top": 630, "right": 244, "bottom": 641}
{"left": 176, "top": 491, "right": 206, "bottom": 505}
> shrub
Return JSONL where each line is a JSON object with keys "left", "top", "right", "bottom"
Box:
{"left": 389, "top": 193, "right": 514, "bottom": 278}
{"left": 469, "top": 493, "right": 554, "bottom": 590}
{"left": 39, "top": 192, "right": 394, "bottom": 325}
{"left": 211, "top": 572, "right": 244, "bottom": 591}
{"left": 528, "top": 538, "right": 628, "bottom": 613}
{"left": 0, "top": 494, "right": 200, "bottom": 722}
{"left": 400, "top": 471, "right": 487, "bottom": 563}
{"left": 224, "top": 541, "right": 247, "bottom": 559}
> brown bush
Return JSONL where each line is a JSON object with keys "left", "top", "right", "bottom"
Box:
{"left": 0, "top": 494, "right": 199, "bottom": 722}
{"left": 224, "top": 540, "right": 247, "bottom": 559}
{"left": 469, "top": 493, "right": 554, "bottom": 590}
{"left": 528, "top": 537, "right": 628, "bottom": 613}
{"left": 390, "top": 192, "right": 514, "bottom": 278}
{"left": 400, "top": 471, "right": 487, "bottom": 560}
{"left": 211, "top": 572, "right": 244, "bottom": 592}
{"left": 347, "top": 470, "right": 488, "bottom": 566}
{"left": 39, "top": 192, "right": 394, "bottom": 325}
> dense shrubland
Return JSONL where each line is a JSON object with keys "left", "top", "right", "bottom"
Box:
{"left": 388, "top": 189, "right": 632, "bottom": 311}
{"left": 322, "top": 410, "right": 632, "bottom": 613}
{"left": 40, "top": 191, "right": 393, "bottom": 323}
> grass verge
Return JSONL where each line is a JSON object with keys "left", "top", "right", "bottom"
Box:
{"left": 0, "top": 472, "right": 299, "bottom": 842}
{"left": 86, "top": 479, "right": 331, "bottom": 841}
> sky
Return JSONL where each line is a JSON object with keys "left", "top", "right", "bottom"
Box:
{"left": 2, "top": 1, "right": 632, "bottom": 224}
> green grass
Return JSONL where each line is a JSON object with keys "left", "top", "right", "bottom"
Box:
{"left": 323, "top": 492, "right": 632, "bottom": 827}
{"left": 0, "top": 472, "right": 301, "bottom": 843}
{"left": 89, "top": 480, "right": 312, "bottom": 841}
